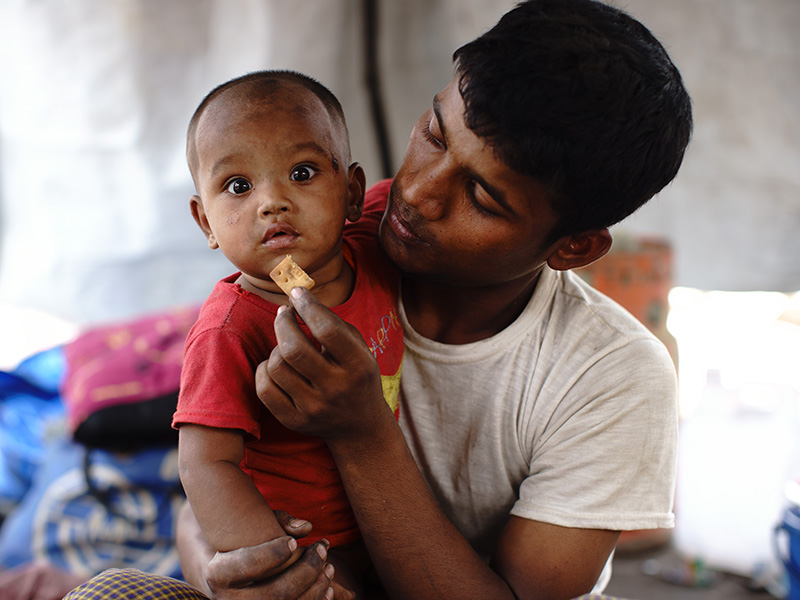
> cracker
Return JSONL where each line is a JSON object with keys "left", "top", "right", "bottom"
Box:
{"left": 269, "top": 255, "right": 315, "bottom": 296}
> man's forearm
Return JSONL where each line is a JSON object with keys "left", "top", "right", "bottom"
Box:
{"left": 328, "top": 413, "right": 515, "bottom": 600}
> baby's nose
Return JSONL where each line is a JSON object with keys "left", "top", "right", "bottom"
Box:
{"left": 258, "top": 188, "right": 291, "bottom": 215}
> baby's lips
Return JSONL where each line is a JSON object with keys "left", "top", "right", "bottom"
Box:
{"left": 262, "top": 222, "right": 299, "bottom": 243}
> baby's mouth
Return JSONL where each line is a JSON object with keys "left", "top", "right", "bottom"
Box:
{"left": 262, "top": 223, "right": 299, "bottom": 248}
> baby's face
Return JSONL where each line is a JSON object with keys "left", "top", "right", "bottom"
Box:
{"left": 191, "top": 85, "right": 359, "bottom": 292}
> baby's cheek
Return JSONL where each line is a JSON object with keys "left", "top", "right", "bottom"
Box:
{"left": 226, "top": 212, "right": 241, "bottom": 226}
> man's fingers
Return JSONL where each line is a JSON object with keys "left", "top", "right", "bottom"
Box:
{"left": 273, "top": 300, "right": 329, "bottom": 375}
{"left": 274, "top": 510, "right": 313, "bottom": 539}
{"left": 206, "top": 540, "right": 332, "bottom": 600}
{"left": 255, "top": 352, "right": 295, "bottom": 405}
{"left": 206, "top": 537, "right": 297, "bottom": 587}
{"left": 287, "top": 288, "right": 369, "bottom": 366}
{"left": 328, "top": 580, "right": 356, "bottom": 600}
{"left": 255, "top": 542, "right": 333, "bottom": 600}
{"left": 296, "top": 566, "right": 335, "bottom": 600}
{"left": 257, "top": 347, "right": 318, "bottom": 431}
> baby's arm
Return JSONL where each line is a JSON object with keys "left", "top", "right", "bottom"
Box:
{"left": 178, "top": 423, "right": 294, "bottom": 557}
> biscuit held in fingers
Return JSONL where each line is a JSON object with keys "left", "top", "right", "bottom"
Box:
{"left": 270, "top": 255, "right": 315, "bottom": 296}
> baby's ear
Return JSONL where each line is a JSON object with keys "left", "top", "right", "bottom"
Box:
{"left": 546, "top": 229, "right": 612, "bottom": 271}
{"left": 345, "top": 163, "right": 366, "bottom": 222}
{"left": 190, "top": 195, "right": 218, "bottom": 250}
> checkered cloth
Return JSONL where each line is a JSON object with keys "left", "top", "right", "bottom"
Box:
{"left": 62, "top": 568, "right": 632, "bottom": 600}
{"left": 63, "top": 568, "right": 208, "bottom": 600}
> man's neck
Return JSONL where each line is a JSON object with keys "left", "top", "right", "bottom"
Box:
{"left": 401, "top": 271, "right": 544, "bottom": 345}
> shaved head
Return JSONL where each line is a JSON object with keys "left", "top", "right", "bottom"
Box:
{"left": 187, "top": 70, "right": 350, "bottom": 184}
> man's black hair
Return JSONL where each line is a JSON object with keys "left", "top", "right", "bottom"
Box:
{"left": 453, "top": 0, "right": 693, "bottom": 240}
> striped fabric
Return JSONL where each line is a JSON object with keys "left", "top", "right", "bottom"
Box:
{"left": 63, "top": 568, "right": 208, "bottom": 600}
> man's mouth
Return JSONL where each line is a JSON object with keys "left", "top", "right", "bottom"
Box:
{"left": 387, "top": 190, "right": 428, "bottom": 246}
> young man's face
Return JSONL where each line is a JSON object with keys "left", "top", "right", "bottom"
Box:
{"left": 379, "top": 79, "right": 562, "bottom": 289}
{"left": 190, "top": 85, "right": 361, "bottom": 293}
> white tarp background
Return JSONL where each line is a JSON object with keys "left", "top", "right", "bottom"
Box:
{"left": 0, "top": 0, "right": 515, "bottom": 325}
{"left": 0, "top": 0, "right": 798, "bottom": 328}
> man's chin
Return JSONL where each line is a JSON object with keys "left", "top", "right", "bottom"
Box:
{"left": 377, "top": 218, "right": 409, "bottom": 274}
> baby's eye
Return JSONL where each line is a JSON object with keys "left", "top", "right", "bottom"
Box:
{"left": 225, "top": 178, "right": 252, "bottom": 195}
{"left": 290, "top": 165, "right": 318, "bottom": 182}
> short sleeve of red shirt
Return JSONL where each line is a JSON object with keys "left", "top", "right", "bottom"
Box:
{"left": 175, "top": 312, "right": 263, "bottom": 439}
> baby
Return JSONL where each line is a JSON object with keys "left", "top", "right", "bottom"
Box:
{"left": 173, "top": 70, "right": 403, "bottom": 595}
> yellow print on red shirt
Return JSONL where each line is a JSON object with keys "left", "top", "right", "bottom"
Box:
{"left": 381, "top": 361, "right": 402, "bottom": 414}
{"left": 368, "top": 308, "right": 402, "bottom": 414}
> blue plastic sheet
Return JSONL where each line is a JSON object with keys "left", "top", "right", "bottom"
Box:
{"left": 0, "top": 347, "right": 66, "bottom": 514}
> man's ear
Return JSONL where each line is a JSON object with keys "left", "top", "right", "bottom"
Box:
{"left": 345, "top": 162, "right": 366, "bottom": 222}
{"left": 189, "top": 195, "right": 218, "bottom": 250}
{"left": 546, "top": 228, "right": 612, "bottom": 271}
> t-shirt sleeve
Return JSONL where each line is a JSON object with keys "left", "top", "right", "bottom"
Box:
{"left": 173, "top": 327, "right": 263, "bottom": 439}
{"left": 512, "top": 337, "right": 679, "bottom": 531}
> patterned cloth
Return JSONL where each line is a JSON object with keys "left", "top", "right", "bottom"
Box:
{"left": 63, "top": 568, "right": 208, "bottom": 600}
{"left": 62, "top": 568, "right": 633, "bottom": 599}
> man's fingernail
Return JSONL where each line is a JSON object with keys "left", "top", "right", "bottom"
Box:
{"left": 288, "top": 538, "right": 297, "bottom": 552}
{"left": 291, "top": 287, "right": 304, "bottom": 299}
{"left": 324, "top": 564, "right": 335, "bottom": 579}
{"left": 290, "top": 518, "right": 309, "bottom": 529}
{"left": 316, "top": 543, "right": 328, "bottom": 560}
{"left": 277, "top": 305, "right": 288, "bottom": 314}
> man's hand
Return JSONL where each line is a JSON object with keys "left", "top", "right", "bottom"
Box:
{"left": 256, "top": 287, "right": 393, "bottom": 442}
{"left": 177, "top": 502, "right": 337, "bottom": 600}
{"left": 204, "top": 539, "right": 335, "bottom": 600}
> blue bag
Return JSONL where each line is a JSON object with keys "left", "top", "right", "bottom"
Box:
{"left": 0, "top": 436, "right": 184, "bottom": 578}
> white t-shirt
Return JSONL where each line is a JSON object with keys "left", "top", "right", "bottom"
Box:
{"left": 397, "top": 266, "right": 678, "bottom": 589}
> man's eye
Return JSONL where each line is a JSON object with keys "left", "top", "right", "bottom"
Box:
{"left": 225, "top": 178, "right": 252, "bottom": 194}
{"left": 467, "top": 180, "right": 498, "bottom": 217}
{"left": 290, "top": 165, "right": 317, "bottom": 182}
{"left": 422, "top": 121, "right": 444, "bottom": 149}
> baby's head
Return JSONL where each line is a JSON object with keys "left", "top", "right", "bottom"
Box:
{"left": 187, "top": 71, "right": 365, "bottom": 296}
{"left": 187, "top": 71, "right": 352, "bottom": 181}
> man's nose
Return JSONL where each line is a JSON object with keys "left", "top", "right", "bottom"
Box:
{"left": 403, "top": 158, "right": 450, "bottom": 222}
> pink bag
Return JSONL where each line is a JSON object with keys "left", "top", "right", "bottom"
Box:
{"left": 60, "top": 306, "right": 200, "bottom": 449}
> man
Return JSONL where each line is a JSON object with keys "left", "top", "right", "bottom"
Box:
{"left": 66, "top": 0, "right": 692, "bottom": 598}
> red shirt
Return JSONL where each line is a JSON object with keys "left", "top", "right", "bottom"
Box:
{"left": 174, "top": 180, "right": 401, "bottom": 546}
